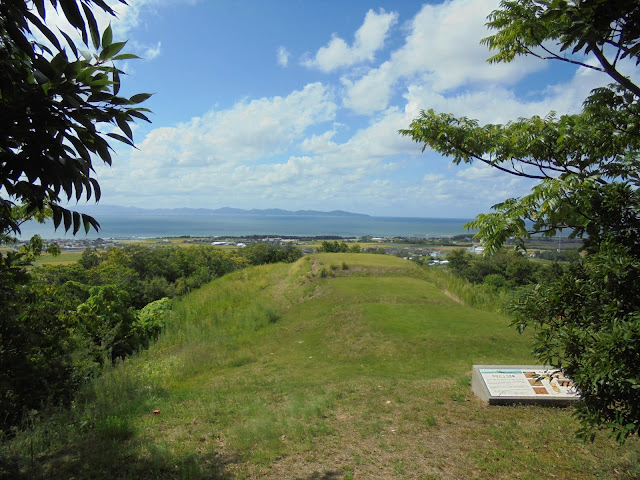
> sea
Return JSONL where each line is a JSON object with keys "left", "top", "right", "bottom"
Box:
{"left": 17, "top": 214, "right": 475, "bottom": 240}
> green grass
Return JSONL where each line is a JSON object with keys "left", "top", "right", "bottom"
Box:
{"left": 2, "top": 253, "right": 639, "bottom": 479}
{"left": 0, "top": 249, "right": 84, "bottom": 266}
{"left": 33, "top": 250, "right": 84, "bottom": 265}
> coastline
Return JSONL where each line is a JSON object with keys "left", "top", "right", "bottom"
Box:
{"left": 17, "top": 214, "right": 475, "bottom": 241}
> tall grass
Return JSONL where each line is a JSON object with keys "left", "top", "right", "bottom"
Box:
{"left": 418, "top": 264, "right": 509, "bottom": 313}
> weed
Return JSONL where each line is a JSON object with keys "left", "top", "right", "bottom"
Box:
{"left": 263, "top": 305, "right": 280, "bottom": 324}
{"left": 341, "top": 261, "right": 349, "bottom": 270}
{"left": 342, "top": 464, "right": 354, "bottom": 480}
{"left": 457, "top": 375, "right": 471, "bottom": 388}
{"left": 226, "top": 356, "right": 255, "bottom": 368}
{"left": 424, "top": 414, "right": 437, "bottom": 427}
{"left": 95, "top": 415, "right": 135, "bottom": 442}
{"left": 392, "top": 458, "right": 407, "bottom": 475}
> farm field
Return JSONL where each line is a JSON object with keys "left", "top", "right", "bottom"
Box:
{"left": 3, "top": 254, "right": 638, "bottom": 479}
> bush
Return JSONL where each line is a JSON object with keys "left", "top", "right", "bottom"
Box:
{"left": 510, "top": 241, "right": 640, "bottom": 442}
{"left": 317, "top": 241, "right": 349, "bottom": 253}
{"left": 0, "top": 244, "right": 246, "bottom": 432}
{"left": 241, "top": 243, "right": 303, "bottom": 265}
{"left": 134, "top": 298, "right": 172, "bottom": 349}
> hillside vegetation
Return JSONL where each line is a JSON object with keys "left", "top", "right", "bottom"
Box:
{"left": 3, "top": 254, "right": 638, "bottom": 479}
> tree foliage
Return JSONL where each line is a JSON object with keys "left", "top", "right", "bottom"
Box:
{"left": 317, "top": 240, "right": 350, "bottom": 253}
{"left": 511, "top": 241, "right": 640, "bottom": 443}
{"left": 0, "top": 0, "right": 160, "bottom": 433}
{"left": 446, "top": 248, "right": 553, "bottom": 289}
{"left": 1, "top": 0, "right": 151, "bottom": 235}
{"left": 401, "top": 0, "right": 640, "bottom": 441}
{"left": 241, "top": 243, "right": 303, "bottom": 265}
{"left": 0, "top": 241, "right": 309, "bottom": 432}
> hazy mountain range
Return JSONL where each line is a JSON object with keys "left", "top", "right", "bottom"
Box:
{"left": 72, "top": 205, "right": 370, "bottom": 218}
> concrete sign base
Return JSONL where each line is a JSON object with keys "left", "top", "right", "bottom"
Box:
{"left": 472, "top": 365, "right": 581, "bottom": 406}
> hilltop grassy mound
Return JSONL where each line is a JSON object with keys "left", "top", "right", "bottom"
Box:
{"left": 3, "top": 254, "right": 639, "bottom": 479}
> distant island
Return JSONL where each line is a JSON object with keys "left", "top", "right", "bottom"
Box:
{"left": 72, "top": 205, "right": 370, "bottom": 218}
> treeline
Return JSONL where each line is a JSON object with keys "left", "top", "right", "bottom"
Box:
{"left": 445, "top": 249, "right": 566, "bottom": 291}
{"left": 316, "top": 240, "right": 361, "bottom": 253}
{"left": 316, "top": 240, "right": 387, "bottom": 255}
{"left": 0, "top": 242, "right": 302, "bottom": 432}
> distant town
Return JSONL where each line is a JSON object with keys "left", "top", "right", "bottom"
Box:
{"left": 5, "top": 232, "right": 582, "bottom": 265}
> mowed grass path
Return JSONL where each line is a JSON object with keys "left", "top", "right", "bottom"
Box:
{"left": 9, "top": 254, "right": 639, "bottom": 479}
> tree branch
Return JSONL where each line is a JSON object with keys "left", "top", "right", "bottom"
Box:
{"left": 590, "top": 43, "right": 640, "bottom": 98}
{"left": 524, "top": 33, "right": 606, "bottom": 73}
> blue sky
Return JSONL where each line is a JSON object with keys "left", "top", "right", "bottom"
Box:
{"left": 47, "top": 0, "right": 632, "bottom": 218}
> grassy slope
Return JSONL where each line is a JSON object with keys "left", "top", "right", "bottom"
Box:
{"left": 4, "top": 254, "right": 639, "bottom": 479}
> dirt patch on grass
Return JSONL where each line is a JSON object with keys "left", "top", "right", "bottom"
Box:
{"left": 442, "top": 289, "right": 463, "bottom": 304}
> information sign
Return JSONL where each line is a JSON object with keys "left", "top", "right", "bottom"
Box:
{"left": 472, "top": 365, "right": 580, "bottom": 405}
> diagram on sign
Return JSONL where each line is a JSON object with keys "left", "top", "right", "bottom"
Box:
{"left": 480, "top": 368, "right": 580, "bottom": 398}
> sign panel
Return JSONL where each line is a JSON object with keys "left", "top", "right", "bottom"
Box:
{"left": 472, "top": 365, "right": 581, "bottom": 405}
{"left": 480, "top": 368, "right": 579, "bottom": 397}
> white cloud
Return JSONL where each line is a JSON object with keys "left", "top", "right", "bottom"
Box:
{"left": 30, "top": 0, "right": 177, "bottom": 59}
{"left": 303, "top": 8, "right": 398, "bottom": 72}
{"left": 99, "top": 64, "right": 575, "bottom": 215}
{"left": 402, "top": 59, "right": 616, "bottom": 125}
{"left": 101, "top": 83, "right": 337, "bottom": 202}
{"left": 341, "top": 62, "right": 396, "bottom": 115}
{"left": 300, "top": 131, "right": 338, "bottom": 154}
{"left": 277, "top": 46, "right": 290, "bottom": 67}
{"left": 342, "top": 0, "right": 544, "bottom": 115}
{"left": 456, "top": 162, "right": 503, "bottom": 180}
{"left": 143, "top": 41, "right": 162, "bottom": 60}
{"left": 91, "top": 0, "right": 638, "bottom": 217}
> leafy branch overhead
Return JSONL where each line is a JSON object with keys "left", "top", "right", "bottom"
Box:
{"left": 482, "top": 0, "right": 640, "bottom": 96}
{"left": 401, "top": 0, "right": 640, "bottom": 442}
{"left": 400, "top": 1, "right": 640, "bottom": 252}
{"left": 400, "top": 98, "right": 640, "bottom": 254}
{"left": 0, "top": 0, "right": 152, "bottom": 235}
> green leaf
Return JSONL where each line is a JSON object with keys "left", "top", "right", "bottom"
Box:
{"left": 112, "top": 68, "right": 120, "bottom": 95}
{"left": 115, "top": 115, "right": 133, "bottom": 141}
{"left": 59, "top": 29, "right": 79, "bottom": 58}
{"left": 52, "top": 206, "right": 62, "bottom": 230}
{"left": 87, "top": 92, "right": 114, "bottom": 103}
{"left": 93, "top": 137, "right": 112, "bottom": 165}
{"left": 128, "top": 110, "right": 151, "bottom": 122}
{"left": 67, "top": 135, "right": 91, "bottom": 162}
{"left": 113, "top": 53, "right": 142, "bottom": 61}
{"left": 63, "top": 208, "right": 72, "bottom": 232}
{"left": 82, "top": 3, "right": 101, "bottom": 50}
{"left": 106, "top": 132, "right": 136, "bottom": 147}
{"left": 59, "top": 0, "right": 87, "bottom": 45}
{"left": 25, "top": 11, "right": 62, "bottom": 52}
{"left": 102, "top": 24, "right": 113, "bottom": 48}
{"left": 99, "top": 41, "right": 127, "bottom": 61}
{"left": 129, "top": 93, "right": 153, "bottom": 104}
{"left": 72, "top": 211, "right": 82, "bottom": 235}
{"left": 89, "top": 178, "right": 102, "bottom": 200}
{"left": 82, "top": 214, "right": 100, "bottom": 234}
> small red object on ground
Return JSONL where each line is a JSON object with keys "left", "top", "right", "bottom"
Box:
{"left": 153, "top": 410, "right": 160, "bottom": 415}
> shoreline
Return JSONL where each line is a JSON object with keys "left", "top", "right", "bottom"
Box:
{"left": 16, "top": 215, "right": 476, "bottom": 241}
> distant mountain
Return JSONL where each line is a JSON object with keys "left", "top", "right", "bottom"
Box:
{"left": 72, "top": 205, "right": 370, "bottom": 218}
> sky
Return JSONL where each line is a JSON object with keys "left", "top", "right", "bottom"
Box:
{"left": 43, "top": 0, "right": 633, "bottom": 218}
